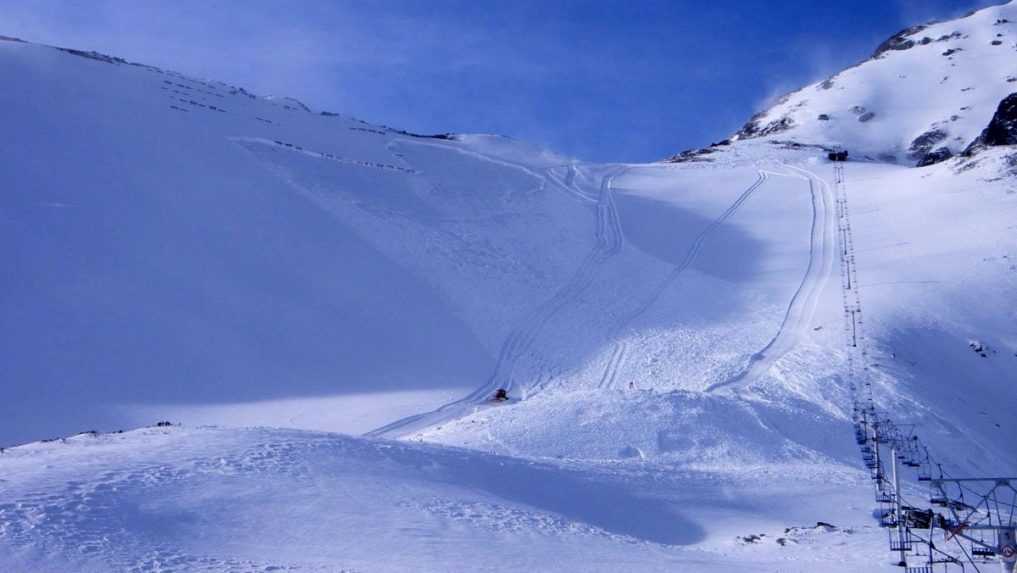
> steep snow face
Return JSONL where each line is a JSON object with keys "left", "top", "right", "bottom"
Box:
{"left": 734, "top": 1, "right": 1017, "bottom": 164}
{"left": 0, "top": 39, "right": 593, "bottom": 444}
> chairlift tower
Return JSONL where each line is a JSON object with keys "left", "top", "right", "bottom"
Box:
{"left": 928, "top": 477, "right": 1017, "bottom": 573}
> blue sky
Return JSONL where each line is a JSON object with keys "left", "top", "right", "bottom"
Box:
{"left": 1, "top": 0, "right": 1005, "bottom": 162}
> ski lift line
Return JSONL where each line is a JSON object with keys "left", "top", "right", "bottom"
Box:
{"left": 932, "top": 479, "right": 1017, "bottom": 484}
{"left": 936, "top": 471, "right": 1017, "bottom": 512}
{"left": 861, "top": 408, "right": 1017, "bottom": 568}
{"left": 833, "top": 165, "right": 1012, "bottom": 571}
{"left": 838, "top": 164, "right": 1012, "bottom": 569}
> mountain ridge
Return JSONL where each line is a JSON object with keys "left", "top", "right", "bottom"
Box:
{"left": 670, "top": 0, "right": 1017, "bottom": 168}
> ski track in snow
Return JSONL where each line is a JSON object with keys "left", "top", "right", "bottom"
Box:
{"left": 586, "top": 170, "right": 769, "bottom": 392}
{"left": 706, "top": 164, "right": 837, "bottom": 393}
{"left": 366, "top": 158, "right": 626, "bottom": 438}
{"left": 371, "top": 164, "right": 813, "bottom": 430}
{"left": 371, "top": 166, "right": 778, "bottom": 432}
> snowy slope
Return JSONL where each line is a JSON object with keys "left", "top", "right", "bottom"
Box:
{"left": 730, "top": 0, "right": 1017, "bottom": 164}
{"left": 421, "top": 142, "right": 1017, "bottom": 479}
{"left": 2, "top": 3, "right": 1017, "bottom": 570}
{"left": 0, "top": 38, "right": 842, "bottom": 460}
{"left": 0, "top": 38, "right": 595, "bottom": 445}
{"left": 0, "top": 425, "right": 894, "bottom": 573}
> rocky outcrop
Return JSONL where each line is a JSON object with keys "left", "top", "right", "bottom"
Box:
{"left": 735, "top": 115, "right": 794, "bottom": 140}
{"left": 873, "top": 25, "right": 927, "bottom": 58}
{"left": 965, "top": 92, "right": 1017, "bottom": 154}
{"left": 666, "top": 147, "right": 716, "bottom": 163}
{"left": 665, "top": 139, "right": 731, "bottom": 163}
{"left": 916, "top": 147, "right": 953, "bottom": 167}
{"left": 909, "top": 129, "right": 949, "bottom": 158}
{"left": 56, "top": 48, "right": 127, "bottom": 65}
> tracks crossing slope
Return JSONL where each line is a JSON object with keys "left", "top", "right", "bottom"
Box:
{"left": 589, "top": 171, "right": 769, "bottom": 391}
{"left": 367, "top": 164, "right": 626, "bottom": 438}
{"left": 706, "top": 164, "right": 837, "bottom": 393}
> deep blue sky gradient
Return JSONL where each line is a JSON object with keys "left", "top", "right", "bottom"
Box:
{"left": 2, "top": 0, "right": 1004, "bottom": 161}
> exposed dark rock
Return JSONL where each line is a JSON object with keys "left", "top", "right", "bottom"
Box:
{"left": 56, "top": 47, "right": 127, "bottom": 65}
{"left": 817, "top": 113, "right": 831, "bottom": 121}
{"left": 734, "top": 111, "right": 766, "bottom": 139}
{"left": 0, "top": 35, "right": 25, "bottom": 42}
{"left": 916, "top": 147, "right": 953, "bottom": 167}
{"left": 272, "top": 97, "right": 311, "bottom": 112}
{"left": 936, "top": 31, "right": 964, "bottom": 42}
{"left": 768, "top": 140, "right": 835, "bottom": 153}
{"left": 968, "top": 340, "right": 993, "bottom": 358}
{"left": 735, "top": 114, "right": 794, "bottom": 140}
{"left": 850, "top": 105, "right": 867, "bottom": 115}
{"left": 873, "top": 24, "right": 927, "bottom": 58}
{"left": 965, "top": 92, "right": 1017, "bottom": 154}
{"left": 665, "top": 137, "right": 737, "bottom": 162}
{"left": 819, "top": 79, "right": 835, "bottom": 90}
{"left": 996, "top": 18, "right": 1011, "bottom": 25}
{"left": 909, "top": 128, "right": 948, "bottom": 157}
{"left": 390, "top": 129, "right": 457, "bottom": 140}
{"left": 858, "top": 111, "right": 876, "bottom": 123}
{"left": 666, "top": 147, "right": 716, "bottom": 163}
{"left": 955, "top": 157, "right": 981, "bottom": 172}
{"left": 942, "top": 48, "right": 963, "bottom": 56}
{"left": 919, "top": 36, "right": 933, "bottom": 45}
{"left": 991, "top": 40, "right": 1003, "bottom": 46}
{"left": 1009, "top": 76, "right": 1017, "bottom": 83}
{"left": 229, "top": 87, "right": 257, "bottom": 99}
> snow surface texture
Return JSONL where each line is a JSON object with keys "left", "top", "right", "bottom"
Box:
{"left": 1, "top": 426, "right": 897, "bottom": 573}
{"left": 733, "top": 0, "right": 1017, "bottom": 165}
{"left": 2, "top": 3, "right": 1017, "bottom": 570}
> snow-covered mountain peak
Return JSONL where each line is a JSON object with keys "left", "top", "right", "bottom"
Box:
{"left": 730, "top": 0, "right": 1017, "bottom": 165}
